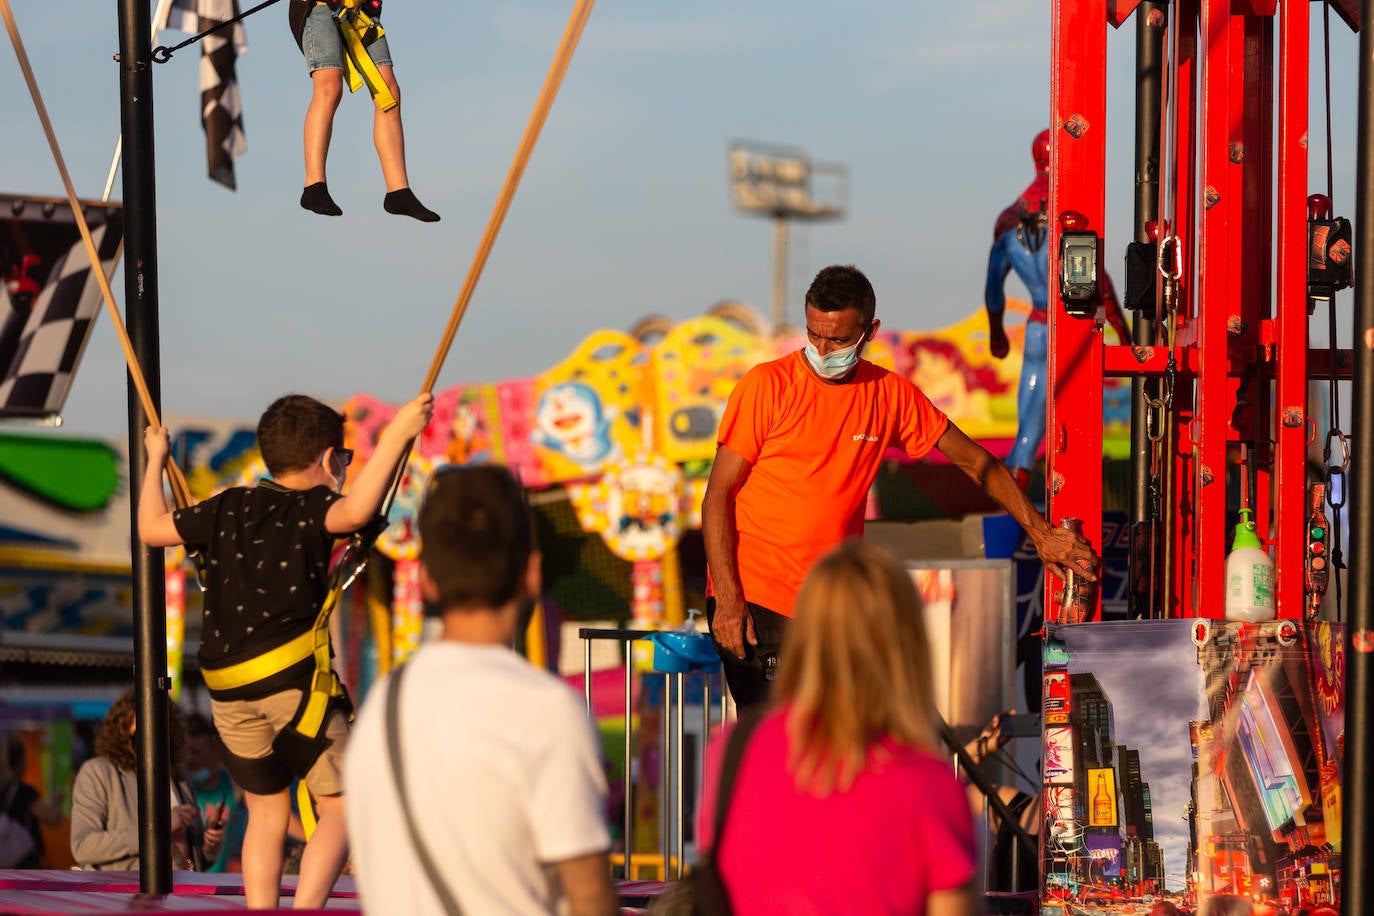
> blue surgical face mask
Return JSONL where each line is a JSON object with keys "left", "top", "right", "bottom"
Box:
{"left": 188, "top": 767, "right": 214, "bottom": 787}
{"left": 804, "top": 331, "right": 867, "bottom": 380}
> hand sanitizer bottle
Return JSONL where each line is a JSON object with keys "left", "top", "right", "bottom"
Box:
{"left": 1225, "top": 508, "right": 1276, "bottom": 622}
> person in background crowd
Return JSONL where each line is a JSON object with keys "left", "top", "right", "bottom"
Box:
{"left": 698, "top": 539, "right": 979, "bottom": 916}
{"left": 963, "top": 712, "right": 1040, "bottom": 893}
{"left": 1, "top": 736, "right": 63, "bottom": 868}
{"left": 70, "top": 690, "right": 222, "bottom": 871}
{"left": 183, "top": 713, "right": 247, "bottom": 873}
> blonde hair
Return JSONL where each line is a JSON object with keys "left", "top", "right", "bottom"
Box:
{"left": 775, "top": 539, "right": 937, "bottom": 795}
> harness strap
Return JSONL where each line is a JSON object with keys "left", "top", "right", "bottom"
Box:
{"left": 201, "top": 629, "right": 314, "bottom": 693}
{"left": 296, "top": 0, "right": 396, "bottom": 111}
{"left": 200, "top": 574, "right": 349, "bottom": 782}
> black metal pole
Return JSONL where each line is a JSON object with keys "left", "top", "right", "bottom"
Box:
{"left": 116, "top": 0, "right": 172, "bottom": 894}
{"left": 1344, "top": 0, "right": 1374, "bottom": 910}
{"left": 1128, "top": 1, "right": 1165, "bottom": 618}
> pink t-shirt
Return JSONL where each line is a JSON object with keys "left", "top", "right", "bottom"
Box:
{"left": 697, "top": 708, "right": 976, "bottom": 916}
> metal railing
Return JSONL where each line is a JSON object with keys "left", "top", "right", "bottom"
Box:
{"left": 579, "top": 627, "right": 728, "bottom": 880}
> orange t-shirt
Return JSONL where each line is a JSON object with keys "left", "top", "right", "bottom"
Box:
{"left": 712, "top": 351, "right": 950, "bottom": 616}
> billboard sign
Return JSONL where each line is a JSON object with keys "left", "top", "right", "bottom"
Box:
{"left": 1087, "top": 767, "right": 1118, "bottom": 827}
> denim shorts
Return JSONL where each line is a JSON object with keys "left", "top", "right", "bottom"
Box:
{"left": 301, "top": 3, "right": 392, "bottom": 73}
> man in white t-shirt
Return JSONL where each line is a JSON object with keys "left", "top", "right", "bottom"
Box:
{"left": 344, "top": 465, "right": 617, "bottom": 916}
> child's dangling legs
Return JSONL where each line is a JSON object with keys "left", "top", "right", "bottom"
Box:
{"left": 374, "top": 66, "right": 439, "bottom": 222}
{"left": 298, "top": 3, "right": 345, "bottom": 216}
{"left": 302, "top": 68, "right": 344, "bottom": 216}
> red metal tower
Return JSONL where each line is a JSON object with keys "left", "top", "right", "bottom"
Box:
{"left": 1045, "top": 0, "right": 1357, "bottom": 623}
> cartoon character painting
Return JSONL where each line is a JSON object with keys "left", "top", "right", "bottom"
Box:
{"left": 907, "top": 337, "right": 1010, "bottom": 422}
{"left": 445, "top": 396, "right": 493, "bottom": 466}
{"left": 532, "top": 381, "right": 620, "bottom": 470}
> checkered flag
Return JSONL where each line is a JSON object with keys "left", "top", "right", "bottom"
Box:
{"left": 0, "top": 217, "right": 124, "bottom": 419}
{"left": 157, "top": 0, "right": 248, "bottom": 190}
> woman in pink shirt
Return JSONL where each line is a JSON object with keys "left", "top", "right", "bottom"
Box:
{"left": 697, "top": 539, "right": 978, "bottom": 916}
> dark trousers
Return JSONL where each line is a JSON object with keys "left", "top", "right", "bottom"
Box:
{"left": 705, "top": 597, "right": 790, "bottom": 710}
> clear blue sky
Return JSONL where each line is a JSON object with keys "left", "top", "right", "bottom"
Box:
{"left": 2, "top": 2, "right": 1358, "bottom": 439}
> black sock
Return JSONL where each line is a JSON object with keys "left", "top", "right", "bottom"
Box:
{"left": 300, "top": 182, "right": 343, "bottom": 216}
{"left": 383, "top": 187, "right": 440, "bottom": 222}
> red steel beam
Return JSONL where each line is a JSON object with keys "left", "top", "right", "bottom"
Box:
{"left": 1273, "top": 0, "right": 1311, "bottom": 618}
{"left": 1048, "top": 0, "right": 1108, "bottom": 622}
{"left": 1192, "top": 0, "right": 1237, "bottom": 617}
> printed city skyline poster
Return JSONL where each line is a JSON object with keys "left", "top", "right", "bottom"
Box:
{"left": 1042, "top": 619, "right": 1343, "bottom": 913}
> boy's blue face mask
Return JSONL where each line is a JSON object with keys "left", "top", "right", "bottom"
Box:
{"left": 804, "top": 331, "right": 867, "bottom": 380}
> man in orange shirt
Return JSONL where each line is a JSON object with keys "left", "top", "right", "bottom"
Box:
{"left": 703, "top": 264, "right": 1098, "bottom": 707}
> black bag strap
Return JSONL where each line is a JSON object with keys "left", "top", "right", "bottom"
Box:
{"left": 0, "top": 781, "right": 18, "bottom": 815}
{"left": 710, "top": 707, "right": 766, "bottom": 849}
{"left": 386, "top": 662, "right": 465, "bottom": 916}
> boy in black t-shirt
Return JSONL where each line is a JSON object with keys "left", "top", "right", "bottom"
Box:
{"left": 139, "top": 391, "right": 431, "bottom": 908}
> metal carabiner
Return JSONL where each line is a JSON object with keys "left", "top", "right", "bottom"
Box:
{"left": 1145, "top": 395, "right": 1168, "bottom": 444}
{"left": 1156, "top": 234, "right": 1184, "bottom": 282}
{"left": 1323, "top": 428, "right": 1352, "bottom": 474}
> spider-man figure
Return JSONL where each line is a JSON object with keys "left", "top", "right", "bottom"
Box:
{"left": 985, "top": 129, "right": 1129, "bottom": 490}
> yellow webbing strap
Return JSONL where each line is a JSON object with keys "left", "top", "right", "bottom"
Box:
{"left": 294, "top": 585, "right": 346, "bottom": 738}
{"left": 296, "top": 779, "right": 318, "bottom": 841}
{"left": 336, "top": 6, "right": 396, "bottom": 111}
{"left": 199, "top": 580, "right": 346, "bottom": 746}
{"left": 201, "top": 629, "right": 314, "bottom": 693}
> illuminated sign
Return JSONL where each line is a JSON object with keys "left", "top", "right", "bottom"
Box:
{"left": 1087, "top": 767, "right": 1118, "bottom": 827}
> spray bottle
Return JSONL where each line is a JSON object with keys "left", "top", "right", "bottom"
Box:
{"left": 1225, "top": 508, "right": 1276, "bottom": 622}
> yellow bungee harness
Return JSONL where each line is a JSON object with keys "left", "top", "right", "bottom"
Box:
{"left": 295, "top": 0, "right": 396, "bottom": 111}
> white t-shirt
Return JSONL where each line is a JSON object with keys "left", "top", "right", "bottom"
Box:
{"left": 344, "top": 641, "right": 611, "bottom": 916}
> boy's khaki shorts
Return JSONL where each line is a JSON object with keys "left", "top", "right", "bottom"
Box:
{"left": 211, "top": 689, "right": 349, "bottom": 797}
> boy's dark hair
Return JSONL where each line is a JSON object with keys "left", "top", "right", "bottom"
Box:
{"left": 418, "top": 465, "right": 533, "bottom": 612}
{"left": 805, "top": 264, "right": 877, "bottom": 325}
{"left": 257, "top": 395, "right": 344, "bottom": 477}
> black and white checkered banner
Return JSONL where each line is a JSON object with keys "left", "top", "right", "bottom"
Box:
{"left": 0, "top": 196, "right": 125, "bottom": 420}
{"left": 159, "top": 0, "right": 248, "bottom": 190}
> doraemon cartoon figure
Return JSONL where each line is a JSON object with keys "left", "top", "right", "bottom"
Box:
{"left": 532, "top": 381, "right": 620, "bottom": 469}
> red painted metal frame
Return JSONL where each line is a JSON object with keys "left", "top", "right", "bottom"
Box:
{"left": 1047, "top": 0, "right": 1108, "bottom": 622}
{"left": 1192, "top": 0, "right": 1235, "bottom": 616}
{"left": 1046, "top": 0, "right": 1325, "bottom": 621}
{"left": 1273, "top": 0, "right": 1310, "bottom": 618}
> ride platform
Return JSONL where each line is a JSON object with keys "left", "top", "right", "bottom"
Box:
{"left": 0, "top": 871, "right": 668, "bottom": 913}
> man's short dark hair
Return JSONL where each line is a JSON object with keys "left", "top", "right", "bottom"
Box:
{"left": 805, "top": 264, "right": 876, "bottom": 325}
{"left": 257, "top": 395, "right": 344, "bottom": 477}
{"left": 418, "top": 465, "right": 533, "bottom": 612}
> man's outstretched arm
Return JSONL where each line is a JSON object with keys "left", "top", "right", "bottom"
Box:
{"left": 935, "top": 423, "right": 1098, "bottom": 583}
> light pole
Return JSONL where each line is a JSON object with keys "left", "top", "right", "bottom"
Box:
{"left": 728, "top": 141, "right": 847, "bottom": 333}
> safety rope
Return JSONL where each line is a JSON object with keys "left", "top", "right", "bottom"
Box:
{"left": 1318, "top": 0, "right": 1347, "bottom": 621}
{"left": 150, "top": 0, "right": 282, "bottom": 64}
{"left": 1154, "top": 3, "right": 1187, "bottom": 620}
{"left": 1322, "top": 293, "right": 1347, "bottom": 620}
{"left": 1, "top": 0, "right": 193, "bottom": 509}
